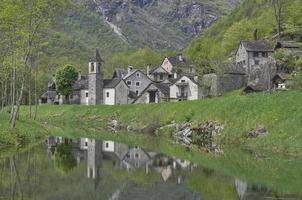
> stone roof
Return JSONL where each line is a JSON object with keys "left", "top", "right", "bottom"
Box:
{"left": 244, "top": 82, "right": 267, "bottom": 93}
{"left": 73, "top": 76, "right": 88, "bottom": 90}
{"left": 112, "top": 68, "right": 128, "bottom": 79}
{"left": 170, "top": 75, "right": 198, "bottom": 85}
{"left": 90, "top": 49, "right": 104, "bottom": 62}
{"left": 241, "top": 40, "right": 274, "bottom": 52}
{"left": 273, "top": 73, "right": 293, "bottom": 81}
{"left": 154, "top": 82, "right": 170, "bottom": 95}
{"left": 275, "top": 41, "right": 300, "bottom": 49}
{"left": 104, "top": 78, "right": 123, "bottom": 88}
{"left": 167, "top": 55, "right": 193, "bottom": 69}
{"left": 40, "top": 90, "right": 57, "bottom": 100}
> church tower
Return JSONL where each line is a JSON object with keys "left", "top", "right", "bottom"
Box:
{"left": 88, "top": 49, "right": 104, "bottom": 105}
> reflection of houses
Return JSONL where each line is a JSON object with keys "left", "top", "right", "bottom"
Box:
{"left": 87, "top": 139, "right": 102, "bottom": 180}
{"left": 123, "top": 147, "right": 151, "bottom": 170}
{"left": 102, "top": 141, "right": 129, "bottom": 167}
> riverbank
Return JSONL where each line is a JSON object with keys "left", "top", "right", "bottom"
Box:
{"left": 1, "top": 91, "right": 302, "bottom": 155}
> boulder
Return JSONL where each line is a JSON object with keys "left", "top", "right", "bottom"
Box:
{"left": 246, "top": 128, "right": 269, "bottom": 138}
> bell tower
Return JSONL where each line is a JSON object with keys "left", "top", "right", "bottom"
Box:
{"left": 88, "top": 49, "right": 104, "bottom": 105}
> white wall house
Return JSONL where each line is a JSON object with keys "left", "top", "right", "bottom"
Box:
{"left": 169, "top": 75, "right": 199, "bottom": 101}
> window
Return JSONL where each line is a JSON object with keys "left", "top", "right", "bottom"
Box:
{"left": 255, "top": 60, "right": 259, "bottom": 65}
{"left": 135, "top": 82, "right": 140, "bottom": 87}
{"left": 135, "top": 153, "right": 139, "bottom": 158}
{"left": 136, "top": 72, "right": 140, "bottom": 77}
{"left": 127, "top": 80, "right": 132, "bottom": 86}
{"left": 190, "top": 68, "right": 193, "bottom": 73}
{"left": 243, "top": 60, "right": 246, "bottom": 65}
{"left": 181, "top": 80, "right": 185, "bottom": 83}
{"left": 85, "top": 142, "right": 88, "bottom": 147}
{"left": 253, "top": 52, "right": 259, "bottom": 57}
{"left": 70, "top": 95, "right": 73, "bottom": 99}
{"left": 86, "top": 92, "right": 88, "bottom": 98}
{"left": 159, "top": 74, "right": 163, "bottom": 80}
{"left": 106, "top": 142, "right": 109, "bottom": 148}
{"left": 135, "top": 90, "right": 139, "bottom": 95}
{"left": 98, "top": 65, "right": 101, "bottom": 72}
{"left": 262, "top": 52, "right": 268, "bottom": 57}
{"left": 91, "top": 63, "right": 95, "bottom": 72}
{"left": 106, "top": 92, "right": 110, "bottom": 98}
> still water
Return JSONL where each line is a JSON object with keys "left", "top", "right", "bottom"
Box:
{"left": 0, "top": 136, "right": 301, "bottom": 200}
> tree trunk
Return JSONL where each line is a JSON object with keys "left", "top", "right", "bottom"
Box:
{"left": 11, "top": 78, "right": 25, "bottom": 128}
{"left": 34, "top": 67, "right": 38, "bottom": 120}
{"left": 10, "top": 67, "right": 16, "bottom": 123}
{"left": 28, "top": 66, "right": 32, "bottom": 119}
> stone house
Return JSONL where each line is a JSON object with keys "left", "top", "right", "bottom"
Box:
{"left": 236, "top": 40, "right": 274, "bottom": 81}
{"left": 272, "top": 73, "right": 293, "bottom": 90}
{"left": 39, "top": 75, "right": 58, "bottom": 104}
{"left": 133, "top": 82, "right": 170, "bottom": 104}
{"left": 169, "top": 75, "right": 200, "bottom": 101}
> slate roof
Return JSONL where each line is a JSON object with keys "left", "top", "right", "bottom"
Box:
{"left": 244, "top": 82, "right": 267, "bottom": 93}
{"left": 170, "top": 75, "right": 198, "bottom": 86}
{"left": 273, "top": 73, "right": 293, "bottom": 81}
{"left": 73, "top": 76, "right": 88, "bottom": 90}
{"left": 90, "top": 49, "right": 104, "bottom": 62}
{"left": 112, "top": 68, "right": 128, "bottom": 78}
{"left": 154, "top": 82, "right": 170, "bottom": 95}
{"left": 167, "top": 55, "right": 193, "bottom": 69}
{"left": 241, "top": 40, "right": 274, "bottom": 52}
{"left": 104, "top": 78, "right": 124, "bottom": 88}
{"left": 275, "top": 41, "right": 300, "bottom": 49}
{"left": 40, "top": 90, "right": 57, "bottom": 100}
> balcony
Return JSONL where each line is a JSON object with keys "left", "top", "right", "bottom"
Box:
{"left": 176, "top": 81, "right": 189, "bottom": 87}
{"left": 176, "top": 92, "right": 188, "bottom": 100}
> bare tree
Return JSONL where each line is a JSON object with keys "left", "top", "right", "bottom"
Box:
{"left": 271, "top": 0, "right": 287, "bottom": 37}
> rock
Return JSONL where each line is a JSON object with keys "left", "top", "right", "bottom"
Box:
{"left": 246, "top": 128, "right": 269, "bottom": 138}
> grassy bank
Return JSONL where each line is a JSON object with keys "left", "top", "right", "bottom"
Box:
{"left": 1, "top": 91, "right": 302, "bottom": 154}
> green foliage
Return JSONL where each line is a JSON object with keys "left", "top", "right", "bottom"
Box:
{"left": 55, "top": 64, "right": 78, "bottom": 96}
{"left": 274, "top": 49, "right": 297, "bottom": 72}
{"left": 54, "top": 143, "right": 77, "bottom": 175}
{"left": 293, "top": 72, "right": 302, "bottom": 90}
{"left": 104, "top": 48, "right": 163, "bottom": 77}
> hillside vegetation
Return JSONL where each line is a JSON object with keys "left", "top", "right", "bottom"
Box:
{"left": 186, "top": 0, "right": 302, "bottom": 73}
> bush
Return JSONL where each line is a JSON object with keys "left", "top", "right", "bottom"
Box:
{"left": 274, "top": 49, "right": 296, "bottom": 73}
{"left": 293, "top": 71, "right": 302, "bottom": 90}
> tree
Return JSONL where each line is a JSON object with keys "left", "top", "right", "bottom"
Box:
{"left": 55, "top": 64, "right": 78, "bottom": 103}
{"left": 271, "top": 0, "right": 286, "bottom": 36}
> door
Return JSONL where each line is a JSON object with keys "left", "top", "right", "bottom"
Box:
{"left": 149, "top": 91, "right": 156, "bottom": 103}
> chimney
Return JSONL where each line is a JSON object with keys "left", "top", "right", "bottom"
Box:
{"left": 178, "top": 53, "right": 183, "bottom": 62}
{"left": 128, "top": 66, "right": 133, "bottom": 74}
{"left": 147, "top": 64, "right": 151, "bottom": 77}
{"left": 78, "top": 71, "right": 82, "bottom": 80}
{"left": 174, "top": 73, "right": 177, "bottom": 79}
{"left": 253, "top": 28, "right": 258, "bottom": 40}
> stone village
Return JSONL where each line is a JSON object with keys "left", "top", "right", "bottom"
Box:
{"left": 40, "top": 39, "right": 301, "bottom": 105}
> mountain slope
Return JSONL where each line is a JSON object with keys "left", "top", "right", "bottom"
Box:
{"left": 93, "top": 0, "right": 242, "bottom": 50}
{"left": 186, "top": 0, "right": 302, "bottom": 73}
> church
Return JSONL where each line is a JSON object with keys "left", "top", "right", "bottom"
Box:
{"left": 40, "top": 50, "right": 129, "bottom": 105}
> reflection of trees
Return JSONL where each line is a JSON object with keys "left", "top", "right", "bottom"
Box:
{"left": 54, "top": 143, "right": 77, "bottom": 175}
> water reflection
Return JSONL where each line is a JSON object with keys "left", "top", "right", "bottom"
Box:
{"left": 46, "top": 137, "right": 197, "bottom": 186}
{"left": 0, "top": 136, "right": 300, "bottom": 200}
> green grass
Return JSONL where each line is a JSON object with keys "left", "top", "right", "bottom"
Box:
{"left": 1, "top": 91, "right": 302, "bottom": 155}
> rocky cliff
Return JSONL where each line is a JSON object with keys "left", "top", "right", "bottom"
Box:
{"left": 91, "top": 0, "right": 242, "bottom": 50}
